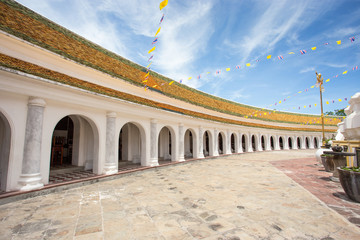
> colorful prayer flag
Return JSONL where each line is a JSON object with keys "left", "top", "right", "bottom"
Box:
{"left": 236, "top": 65, "right": 241, "bottom": 69}
{"left": 300, "top": 50, "right": 306, "bottom": 54}
{"left": 197, "top": 75, "right": 201, "bottom": 79}
{"left": 152, "top": 38, "right": 158, "bottom": 44}
{"left": 148, "top": 46, "right": 155, "bottom": 54}
{"left": 144, "top": 72, "right": 149, "bottom": 78}
{"left": 148, "top": 55, "right": 153, "bottom": 61}
{"left": 160, "top": 14, "right": 164, "bottom": 24}
{"left": 159, "top": 0, "right": 168, "bottom": 10}
{"left": 350, "top": 36, "right": 355, "bottom": 42}
{"left": 155, "top": 27, "right": 161, "bottom": 36}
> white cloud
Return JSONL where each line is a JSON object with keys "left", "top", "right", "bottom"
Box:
{"left": 299, "top": 67, "right": 315, "bottom": 74}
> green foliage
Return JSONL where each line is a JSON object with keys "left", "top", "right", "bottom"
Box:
{"left": 341, "top": 167, "right": 360, "bottom": 172}
{"left": 325, "top": 109, "right": 346, "bottom": 116}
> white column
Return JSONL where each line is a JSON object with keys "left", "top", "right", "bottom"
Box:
{"left": 247, "top": 133, "right": 253, "bottom": 152}
{"left": 284, "top": 136, "right": 289, "bottom": 150}
{"left": 198, "top": 126, "right": 205, "bottom": 158}
{"left": 293, "top": 137, "right": 298, "bottom": 149}
{"left": 265, "top": 135, "right": 272, "bottom": 151}
{"left": 309, "top": 137, "right": 315, "bottom": 149}
{"left": 149, "top": 119, "right": 159, "bottom": 166}
{"left": 301, "top": 136, "right": 306, "bottom": 149}
{"left": 18, "top": 97, "right": 45, "bottom": 191}
{"left": 225, "top": 130, "right": 232, "bottom": 154}
{"left": 103, "top": 112, "right": 117, "bottom": 175}
{"left": 236, "top": 132, "right": 242, "bottom": 153}
{"left": 274, "top": 135, "right": 281, "bottom": 150}
{"left": 178, "top": 123, "right": 185, "bottom": 161}
{"left": 213, "top": 129, "right": 219, "bottom": 156}
{"left": 257, "top": 133, "right": 263, "bottom": 152}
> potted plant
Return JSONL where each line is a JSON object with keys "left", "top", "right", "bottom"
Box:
{"left": 321, "top": 154, "right": 334, "bottom": 172}
{"left": 338, "top": 166, "right": 360, "bottom": 203}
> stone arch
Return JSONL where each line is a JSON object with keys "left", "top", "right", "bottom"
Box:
{"left": 230, "top": 133, "right": 237, "bottom": 153}
{"left": 305, "top": 137, "right": 310, "bottom": 149}
{"left": 279, "top": 136, "right": 284, "bottom": 150}
{"left": 203, "top": 130, "right": 213, "bottom": 157}
{"left": 0, "top": 111, "right": 11, "bottom": 192}
{"left": 288, "top": 137, "right": 293, "bottom": 149}
{"left": 251, "top": 135, "right": 257, "bottom": 151}
{"left": 158, "top": 126, "right": 176, "bottom": 162}
{"left": 261, "top": 135, "right": 266, "bottom": 150}
{"left": 184, "top": 128, "right": 197, "bottom": 159}
{"left": 119, "top": 122, "right": 146, "bottom": 165}
{"left": 314, "top": 137, "right": 319, "bottom": 149}
{"left": 50, "top": 115, "right": 99, "bottom": 173}
{"left": 297, "top": 137, "right": 302, "bottom": 149}
{"left": 270, "top": 136, "right": 275, "bottom": 150}
{"left": 241, "top": 134, "right": 248, "bottom": 152}
{"left": 218, "top": 131, "right": 226, "bottom": 155}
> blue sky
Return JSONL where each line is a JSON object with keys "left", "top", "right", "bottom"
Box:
{"left": 16, "top": 0, "right": 360, "bottom": 115}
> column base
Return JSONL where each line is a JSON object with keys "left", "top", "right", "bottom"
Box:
{"left": 198, "top": 153, "right": 205, "bottom": 159}
{"left": 103, "top": 164, "right": 118, "bottom": 175}
{"left": 18, "top": 173, "right": 43, "bottom": 191}
{"left": 146, "top": 158, "right": 159, "bottom": 167}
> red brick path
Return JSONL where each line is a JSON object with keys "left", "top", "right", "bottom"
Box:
{"left": 271, "top": 157, "right": 360, "bottom": 228}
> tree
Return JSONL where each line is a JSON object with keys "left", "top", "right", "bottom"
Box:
{"left": 325, "top": 108, "right": 345, "bottom": 116}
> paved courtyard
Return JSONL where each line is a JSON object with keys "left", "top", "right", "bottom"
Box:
{"left": 1, "top": 150, "right": 360, "bottom": 240}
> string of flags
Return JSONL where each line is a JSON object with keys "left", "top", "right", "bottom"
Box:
{"left": 143, "top": 0, "right": 174, "bottom": 90}
{"left": 177, "top": 34, "right": 358, "bottom": 84}
{"left": 243, "top": 65, "right": 358, "bottom": 119}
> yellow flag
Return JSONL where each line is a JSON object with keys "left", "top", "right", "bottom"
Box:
{"left": 246, "top": 63, "right": 250, "bottom": 67}
{"left": 336, "top": 40, "right": 341, "bottom": 45}
{"left": 279, "top": 100, "right": 282, "bottom": 104}
{"left": 188, "top": 77, "right": 192, "bottom": 80}
{"left": 288, "top": 52, "right": 295, "bottom": 54}
{"left": 339, "top": 99, "right": 342, "bottom": 102}
{"left": 142, "top": 80, "right": 148, "bottom": 83}
{"left": 146, "top": 62, "right": 152, "bottom": 68}
{"left": 245, "top": 116, "right": 248, "bottom": 118}
{"left": 153, "top": 84, "right": 157, "bottom": 88}
{"left": 207, "top": 72, "right": 210, "bottom": 74}
{"left": 267, "top": 55, "right": 272, "bottom": 59}
{"left": 304, "top": 106, "right": 306, "bottom": 108}
{"left": 226, "top": 68, "right": 230, "bottom": 71}
{"left": 148, "top": 46, "right": 155, "bottom": 54}
{"left": 343, "top": 70, "right": 348, "bottom": 74}
{"left": 155, "top": 27, "right": 161, "bottom": 37}
{"left": 311, "top": 47, "right": 316, "bottom": 50}
{"left": 298, "top": 91, "right": 302, "bottom": 93}
{"left": 326, "top": 101, "right": 329, "bottom": 104}
{"left": 144, "top": 72, "right": 149, "bottom": 78}
{"left": 325, "top": 79, "right": 330, "bottom": 82}
{"left": 311, "top": 85, "right": 315, "bottom": 88}
{"left": 314, "top": 103, "right": 317, "bottom": 107}
{"left": 169, "top": 81, "right": 174, "bottom": 85}
{"left": 159, "top": 0, "right": 168, "bottom": 10}
{"left": 254, "top": 114, "right": 257, "bottom": 117}
{"left": 264, "top": 113, "right": 267, "bottom": 115}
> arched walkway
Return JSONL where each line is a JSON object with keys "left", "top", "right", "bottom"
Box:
{"left": 241, "top": 134, "right": 247, "bottom": 152}
{"left": 230, "top": 133, "right": 236, "bottom": 153}
{"left": 0, "top": 112, "right": 11, "bottom": 192}
{"left": 261, "top": 135, "right": 266, "bottom": 150}
{"left": 297, "top": 137, "right": 302, "bottom": 149}
{"left": 279, "top": 137, "right": 284, "bottom": 150}
{"left": 251, "top": 135, "right": 257, "bottom": 152}
{"left": 49, "top": 115, "right": 99, "bottom": 183}
{"left": 203, "top": 130, "right": 213, "bottom": 157}
{"left": 314, "top": 137, "right": 319, "bottom": 149}
{"left": 218, "top": 132, "right": 225, "bottom": 155}
{"left": 270, "top": 136, "right": 275, "bottom": 150}
{"left": 305, "top": 137, "right": 310, "bottom": 149}
{"left": 158, "top": 126, "right": 175, "bottom": 162}
{"left": 288, "top": 137, "right": 293, "bottom": 149}
{"left": 119, "top": 122, "right": 143, "bottom": 164}
{"left": 184, "top": 129, "right": 195, "bottom": 159}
